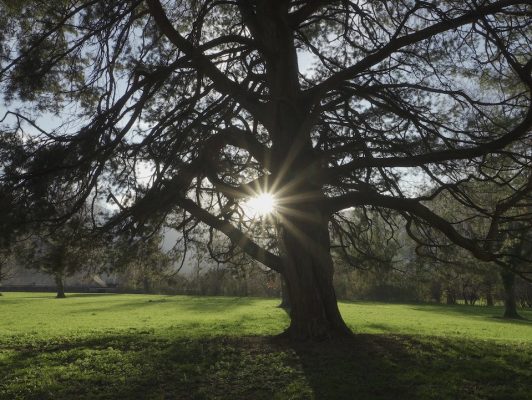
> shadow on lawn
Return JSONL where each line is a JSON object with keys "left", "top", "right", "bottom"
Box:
{"left": 410, "top": 304, "right": 532, "bottom": 323}
{"left": 65, "top": 293, "right": 120, "bottom": 298}
{"left": 2, "top": 333, "right": 531, "bottom": 400}
{"left": 62, "top": 296, "right": 264, "bottom": 315}
{"left": 290, "top": 334, "right": 532, "bottom": 400}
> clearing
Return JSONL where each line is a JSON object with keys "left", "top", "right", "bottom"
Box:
{"left": 0, "top": 292, "right": 531, "bottom": 399}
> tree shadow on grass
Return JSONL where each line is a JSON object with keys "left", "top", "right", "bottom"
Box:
{"left": 1, "top": 333, "right": 531, "bottom": 400}
{"left": 65, "top": 293, "right": 120, "bottom": 298}
{"left": 288, "top": 334, "right": 532, "bottom": 400}
{"left": 167, "top": 296, "right": 267, "bottom": 312}
{"left": 363, "top": 323, "right": 396, "bottom": 332}
{"left": 61, "top": 296, "right": 265, "bottom": 315}
{"left": 488, "top": 315, "right": 532, "bottom": 326}
{"left": 410, "top": 304, "right": 532, "bottom": 324}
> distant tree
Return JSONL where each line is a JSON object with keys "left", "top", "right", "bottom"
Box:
{"left": 112, "top": 229, "right": 175, "bottom": 293}
{"left": 515, "top": 278, "right": 532, "bottom": 309}
{"left": 459, "top": 165, "right": 532, "bottom": 317}
{"left": 0, "top": 247, "right": 15, "bottom": 296}
{"left": 497, "top": 222, "right": 532, "bottom": 318}
{"left": 331, "top": 208, "right": 418, "bottom": 301}
{"left": 410, "top": 170, "right": 532, "bottom": 314}
{"left": 186, "top": 227, "right": 279, "bottom": 297}
{"left": 1, "top": 0, "right": 531, "bottom": 339}
{"left": 16, "top": 210, "right": 102, "bottom": 298}
{"left": 332, "top": 208, "right": 402, "bottom": 273}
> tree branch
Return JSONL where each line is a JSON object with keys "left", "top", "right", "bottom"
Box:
{"left": 146, "top": 0, "right": 267, "bottom": 121}
{"left": 306, "top": 0, "right": 529, "bottom": 103}
{"left": 325, "top": 191, "right": 497, "bottom": 262}
{"left": 324, "top": 104, "right": 531, "bottom": 176}
{"left": 174, "top": 196, "right": 282, "bottom": 273}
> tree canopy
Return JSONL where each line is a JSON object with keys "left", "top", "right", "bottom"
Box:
{"left": 1, "top": 0, "right": 531, "bottom": 339}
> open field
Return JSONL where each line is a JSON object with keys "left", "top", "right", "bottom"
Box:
{"left": 1, "top": 292, "right": 531, "bottom": 399}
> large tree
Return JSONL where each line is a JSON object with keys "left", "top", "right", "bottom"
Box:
{"left": 1, "top": 0, "right": 531, "bottom": 339}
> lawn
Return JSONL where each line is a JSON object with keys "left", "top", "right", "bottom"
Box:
{"left": 0, "top": 292, "right": 531, "bottom": 399}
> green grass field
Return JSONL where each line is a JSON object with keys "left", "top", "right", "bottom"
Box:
{"left": 1, "top": 292, "right": 531, "bottom": 399}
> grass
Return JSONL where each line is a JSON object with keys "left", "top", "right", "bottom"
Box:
{"left": 0, "top": 292, "right": 531, "bottom": 399}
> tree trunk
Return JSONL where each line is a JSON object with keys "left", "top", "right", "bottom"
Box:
{"left": 270, "top": 139, "right": 352, "bottom": 340}
{"left": 55, "top": 273, "right": 66, "bottom": 298}
{"left": 486, "top": 292, "right": 494, "bottom": 307}
{"left": 142, "top": 276, "right": 151, "bottom": 294}
{"left": 252, "top": 1, "right": 352, "bottom": 340}
{"left": 485, "top": 282, "right": 494, "bottom": 307}
{"left": 430, "top": 282, "right": 442, "bottom": 303}
{"left": 445, "top": 288, "right": 456, "bottom": 305}
{"left": 242, "top": 269, "right": 248, "bottom": 297}
{"left": 278, "top": 207, "right": 352, "bottom": 341}
{"left": 501, "top": 270, "right": 521, "bottom": 319}
{"left": 278, "top": 276, "right": 291, "bottom": 310}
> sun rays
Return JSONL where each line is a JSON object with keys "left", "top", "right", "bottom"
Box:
{"left": 244, "top": 192, "right": 277, "bottom": 218}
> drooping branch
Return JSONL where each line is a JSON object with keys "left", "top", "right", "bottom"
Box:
{"left": 484, "top": 173, "right": 532, "bottom": 251}
{"left": 325, "top": 191, "right": 496, "bottom": 262}
{"left": 206, "top": 174, "right": 271, "bottom": 201}
{"left": 174, "top": 196, "right": 282, "bottom": 272}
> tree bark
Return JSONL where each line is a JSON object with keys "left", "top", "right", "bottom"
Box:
{"left": 500, "top": 270, "right": 521, "bottom": 319}
{"left": 55, "top": 272, "right": 66, "bottom": 298}
{"left": 277, "top": 206, "right": 352, "bottom": 341}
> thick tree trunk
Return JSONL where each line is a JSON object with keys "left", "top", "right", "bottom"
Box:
{"left": 278, "top": 208, "right": 352, "bottom": 341}
{"left": 501, "top": 270, "right": 521, "bottom": 319}
{"left": 270, "top": 134, "right": 351, "bottom": 339}
{"left": 249, "top": 0, "right": 351, "bottom": 340}
{"left": 55, "top": 273, "right": 66, "bottom": 298}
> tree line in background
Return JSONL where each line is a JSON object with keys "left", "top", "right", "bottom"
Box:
{"left": 1, "top": 201, "right": 531, "bottom": 320}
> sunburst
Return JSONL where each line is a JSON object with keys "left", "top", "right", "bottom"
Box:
{"left": 244, "top": 193, "right": 276, "bottom": 218}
